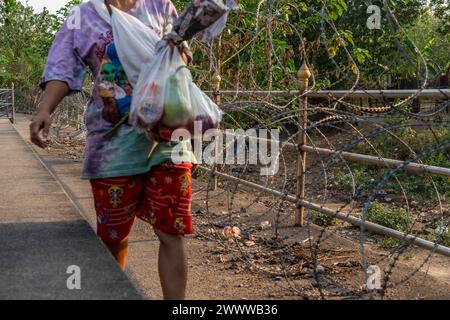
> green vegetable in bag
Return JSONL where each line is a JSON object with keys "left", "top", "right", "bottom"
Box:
{"left": 161, "top": 73, "right": 192, "bottom": 128}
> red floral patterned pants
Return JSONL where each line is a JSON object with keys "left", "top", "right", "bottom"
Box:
{"left": 90, "top": 163, "right": 193, "bottom": 244}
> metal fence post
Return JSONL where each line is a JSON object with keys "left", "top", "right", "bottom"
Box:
{"left": 295, "top": 62, "right": 311, "bottom": 226}
{"left": 211, "top": 73, "right": 222, "bottom": 190}
{"left": 11, "top": 82, "right": 15, "bottom": 124}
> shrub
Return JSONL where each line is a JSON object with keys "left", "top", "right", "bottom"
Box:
{"left": 311, "top": 210, "right": 337, "bottom": 227}
{"left": 366, "top": 201, "right": 413, "bottom": 232}
{"left": 365, "top": 201, "right": 415, "bottom": 249}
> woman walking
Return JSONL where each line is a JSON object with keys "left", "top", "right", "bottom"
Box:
{"left": 30, "top": 0, "right": 195, "bottom": 300}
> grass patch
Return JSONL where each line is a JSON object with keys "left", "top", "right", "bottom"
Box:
{"left": 333, "top": 154, "right": 449, "bottom": 203}
{"left": 334, "top": 165, "right": 378, "bottom": 192}
{"left": 365, "top": 201, "right": 413, "bottom": 249}
{"left": 310, "top": 210, "right": 337, "bottom": 227}
{"left": 366, "top": 201, "right": 412, "bottom": 231}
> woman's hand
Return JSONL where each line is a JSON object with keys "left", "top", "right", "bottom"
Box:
{"left": 30, "top": 110, "right": 51, "bottom": 149}
{"left": 30, "top": 80, "right": 70, "bottom": 148}
{"left": 101, "top": 97, "right": 121, "bottom": 124}
{"left": 167, "top": 39, "right": 190, "bottom": 65}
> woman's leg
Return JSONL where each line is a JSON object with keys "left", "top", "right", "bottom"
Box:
{"left": 137, "top": 162, "right": 194, "bottom": 299}
{"left": 154, "top": 228, "right": 187, "bottom": 300}
{"left": 90, "top": 176, "right": 143, "bottom": 270}
{"left": 104, "top": 237, "right": 129, "bottom": 270}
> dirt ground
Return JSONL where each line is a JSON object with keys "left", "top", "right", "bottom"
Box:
{"left": 14, "top": 114, "right": 450, "bottom": 300}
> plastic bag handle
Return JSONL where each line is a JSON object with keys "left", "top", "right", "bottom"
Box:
{"left": 104, "top": 0, "right": 113, "bottom": 16}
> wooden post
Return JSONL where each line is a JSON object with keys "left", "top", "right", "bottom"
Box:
{"left": 212, "top": 73, "right": 222, "bottom": 105}
{"left": 211, "top": 73, "right": 222, "bottom": 191}
{"left": 295, "top": 62, "right": 311, "bottom": 226}
{"left": 11, "top": 82, "right": 15, "bottom": 124}
{"left": 267, "top": 0, "right": 274, "bottom": 104}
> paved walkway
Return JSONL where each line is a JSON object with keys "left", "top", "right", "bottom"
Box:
{"left": 0, "top": 119, "right": 142, "bottom": 299}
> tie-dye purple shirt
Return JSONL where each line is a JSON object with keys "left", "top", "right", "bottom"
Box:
{"left": 40, "top": 0, "right": 195, "bottom": 179}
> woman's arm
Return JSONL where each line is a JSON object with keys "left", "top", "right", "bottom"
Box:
{"left": 30, "top": 80, "right": 70, "bottom": 148}
{"left": 168, "top": 40, "right": 190, "bottom": 64}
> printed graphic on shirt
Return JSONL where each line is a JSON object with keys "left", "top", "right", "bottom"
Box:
{"left": 98, "top": 43, "right": 133, "bottom": 118}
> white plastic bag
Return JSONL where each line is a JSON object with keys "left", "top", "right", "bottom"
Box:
{"left": 91, "top": 0, "right": 161, "bottom": 87}
{"left": 91, "top": 0, "right": 225, "bottom": 141}
{"left": 129, "top": 44, "right": 174, "bottom": 129}
{"left": 130, "top": 45, "right": 192, "bottom": 131}
{"left": 131, "top": 44, "right": 222, "bottom": 140}
{"left": 187, "top": 83, "right": 222, "bottom": 137}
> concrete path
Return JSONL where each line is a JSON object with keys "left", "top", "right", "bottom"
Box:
{"left": 0, "top": 119, "right": 142, "bottom": 299}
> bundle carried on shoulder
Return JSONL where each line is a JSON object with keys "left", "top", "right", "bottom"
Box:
{"left": 92, "top": 0, "right": 238, "bottom": 141}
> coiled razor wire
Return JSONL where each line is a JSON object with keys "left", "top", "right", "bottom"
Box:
{"left": 190, "top": 0, "right": 449, "bottom": 300}
{"left": 47, "top": 0, "right": 450, "bottom": 299}
{"left": 192, "top": 101, "right": 449, "bottom": 299}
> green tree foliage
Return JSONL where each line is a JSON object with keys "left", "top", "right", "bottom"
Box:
{"left": 429, "top": 0, "right": 450, "bottom": 34}
{"left": 401, "top": 9, "right": 450, "bottom": 83}
{"left": 174, "top": 0, "right": 442, "bottom": 90}
{"left": 0, "top": 0, "right": 81, "bottom": 109}
{"left": 0, "top": 0, "right": 448, "bottom": 99}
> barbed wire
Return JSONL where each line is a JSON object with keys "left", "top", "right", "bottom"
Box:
{"left": 46, "top": 0, "right": 450, "bottom": 300}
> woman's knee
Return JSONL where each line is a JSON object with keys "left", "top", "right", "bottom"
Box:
{"left": 154, "top": 228, "right": 184, "bottom": 247}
